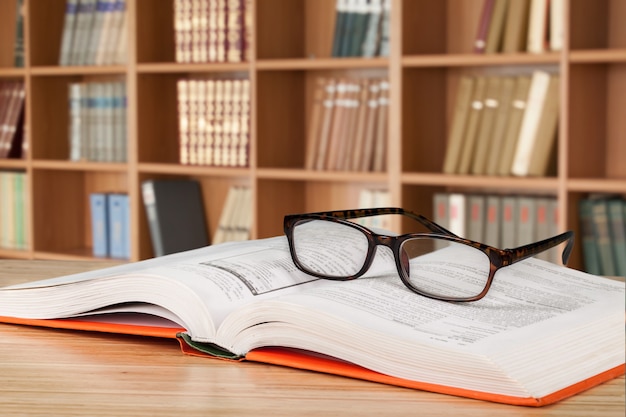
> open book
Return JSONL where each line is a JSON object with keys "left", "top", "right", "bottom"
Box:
{"left": 0, "top": 236, "right": 623, "bottom": 407}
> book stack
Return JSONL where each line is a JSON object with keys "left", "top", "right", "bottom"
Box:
{"left": 212, "top": 185, "right": 252, "bottom": 244}
{"left": 68, "top": 81, "right": 127, "bottom": 163}
{"left": 59, "top": 0, "right": 128, "bottom": 66}
{"left": 579, "top": 195, "right": 626, "bottom": 277}
{"left": 305, "top": 77, "right": 389, "bottom": 172}
{"left": 174, "top": 0, "right": 251, "bottom": 63}
{"left": 331, "top": 0, "right": 390, "bottom": 57}
{"left": 89, "top": 192, "right": 130, "bottom": 259}
{"left": 442, "top": 71, "right": 559, "bottom": 177}
{"left": 433, "top": 192, "right": 560, "bottom": 262}
{"left": 474, "top": 0, "right": 563, "bottom": 54}
{"left": 177, "top": 78, "right": 250, "bottom": 167}
{"left": 0, "top": 171, "right": 28, "bottom": 251}
{"left": 0, "top": 81, "right": 25, "bottom": 159}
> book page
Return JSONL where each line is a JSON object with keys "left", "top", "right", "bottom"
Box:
{"left": 0, "top": 237, "right": 326, "bottom": 341}
{"left": 217, "top": 245, "right": 624, "bottom": 396}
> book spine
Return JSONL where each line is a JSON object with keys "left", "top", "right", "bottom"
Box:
{"left": 90, "top": 192, "right": 109, "bottom": 257}
{"left": 13, "top": 0, "right": 25, "bottom": 67}
{"left": 59, "top": 0, "right": 80, "bottom": 66}
{"left": 474, "top": 0, "right": 495, "bottom": 53}
{"left": 238, "top": 79, "right": 250, "bottom": 167}
{"left": 360, "top": 0, "right": 382, "bottom": 57}
{"left": 226, "top": 0, "right": 244, "bottom": 62}
{"left": 510, "top": 71, "right": 551, "bottom": 177}
{"left": 108, "top": 193, "right": 130, "bottom": 259}
{"left": 141, "top": 181, "right": 165, "bottom": 257}
{"left": 177, "top": 79, "right": 190, "bottom": 164}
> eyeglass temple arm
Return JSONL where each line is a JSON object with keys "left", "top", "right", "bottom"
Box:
{"left": 505, "top": 231, "right": 575, "bottom": 266}
{"left": 312, "top": 207, "right": 459, "bottom": 237}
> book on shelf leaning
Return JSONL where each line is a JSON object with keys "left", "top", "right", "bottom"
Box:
{"left": 0, "top": 228, "right": 623, "bottom": 407}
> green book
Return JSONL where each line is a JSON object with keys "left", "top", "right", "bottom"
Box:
{"left": 607, "top": 199, "right": 626, "bottom": 277}
{"left": 579, "top": 198, "right": 602, "bottom": 275}
{"left": 590, "top": 199, "right": 616, "bottom": 276}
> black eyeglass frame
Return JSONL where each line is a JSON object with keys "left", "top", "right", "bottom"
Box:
{"left": 284, "top": 207, "right": 575, "bottom": 302}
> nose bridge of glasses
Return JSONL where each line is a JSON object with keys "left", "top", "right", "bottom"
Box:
{"left": 371, "top": 233, "right": 397, "bottom": 249}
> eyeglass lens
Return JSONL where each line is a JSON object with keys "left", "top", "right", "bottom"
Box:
{"left": 291, "top": 219, "right": 492, "bottom": 299}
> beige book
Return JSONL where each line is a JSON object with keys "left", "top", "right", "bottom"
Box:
{"left": 485, "top": 76, "right": 515, "bottom": 175}
{"left": 350, "top": 79, "right": 371, "bottom": 171}
{"left": 176, "top": 79, "right": 191, "bottom": 165}
{"left": 526, "top": 0, "right": 548, "bottom": 53}
{"left": 525, "top": 75, "right": 559, "bottom": 176}
{"left": 217, "top": 79, "right": 234, "bottom": 167}
{"left": 212, "top": 79, "right": 226, "bottom": 166}
{"left": 335, "top": 81, "right": 360, "bottom": 171}
{"left": 228, "top": 79, "right": 242, "bottom": 167}
{"left": 212, "top": 185, "right": 238, "bottom": 245}
{"left": 305, "top": 77, "right": 327, "bottom": 170}
{"left": 372, "top": 80, "right": 389, "bottom": 172}
{"left": 204, "top": 79, "right": 217, "bottom": 166}
{"left": 456, "top": 76, "right": 487, "bottom": 175}
{"left": 442, "top": 75, "right": 475, "bottom": 174}
{"left": 358, "top": 80, "right": 380, "bottom": 171}
{"left": 502, "top": 0, "right": 530, "bottom": 53}
{"left": 549, "top": 0, "right": 564, "bottom": 51}
{"left": 485, "top": 0, "right": 509, "bottom": 53}
{"left": 324, "top": 78, "right": 350, "bottom": 171}
{"left": 238, "top": 79, "right": 250, "bottom": 167}
{"left": 511, "top": 71, "right": 554, "bottom": 176}
{"left": 497, "top": 75, "right": 531, "bottom": 175}
{"left": 314, "top": 79, "right": 337, "bottom": 171}
{"left": 471, "top": 76, "right": 502, "bottom": 175}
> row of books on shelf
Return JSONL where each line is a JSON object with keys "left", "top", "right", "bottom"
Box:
{"left": 443, "top": 70, "right": 559, "bottom": 177}
{"left": 140, "top": 179, "right": 251, "bottom": 258}
{"left": 434, "top": 192, "right": 560, "bottom": 263}
{"left": 68, "top": 81, "right": 127, "bottom": 163}
{"left": 579, "top": 195, "right": 626, "bottom": 278}
{"left": 177, "top": 78, "right": 250, "bottom": 167}
{"left": 59, "top": 0, "right": 127, "bottom": 66}
{"left": 174, "top": 0, "right": 251, "bottom": 64}
{"left": 474, "top": 0, "right": 563, "bottom": 54}
{"left": 89, "top": 192, "right": 130, "bottom": 259}
{"left": 331, "top": 0, "right": 390, "bottom": 58}
{"left": 213, "top": 185, "right": 252, "bottom": 244}
{"left": 0, "top": 81, "right": 25, "bottom": 160}
{"left": 0, "top": 171, "right": 28, "bottom": 251}
{"left": 305, "top": 77, "right": 389, "bottom": 172}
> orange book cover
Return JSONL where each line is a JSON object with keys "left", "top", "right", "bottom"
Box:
{"left": 0, "top": 314, "right": 623, "bottom": 407}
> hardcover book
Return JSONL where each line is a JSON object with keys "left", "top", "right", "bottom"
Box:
{"left": 141, "top": 179, "right": 210, "bottom": 257}
{"left": 0, "top": 234, "right": 623, "bottom": 407}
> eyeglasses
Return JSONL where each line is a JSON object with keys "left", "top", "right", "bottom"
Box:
{"left": 284, "top": 207, "right": 575, "bottom": 302}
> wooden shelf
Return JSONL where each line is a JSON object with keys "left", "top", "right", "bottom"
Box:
{"left": 0, "top": 0, "right": 623, "bottom": 273}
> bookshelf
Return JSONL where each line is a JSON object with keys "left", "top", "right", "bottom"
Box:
{"left": 0, "top": 0, "right": 624, "bottom": 273}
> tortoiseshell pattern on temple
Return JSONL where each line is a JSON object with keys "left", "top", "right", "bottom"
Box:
{"left": 284, "top": 207, "right": 575, "bottom": 302}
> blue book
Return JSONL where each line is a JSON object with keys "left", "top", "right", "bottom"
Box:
{"left": 90, "top": 193, "right": 109, "bottom": 257}
{"left": 107, "top": 193, "right": 130, "bottom": 259}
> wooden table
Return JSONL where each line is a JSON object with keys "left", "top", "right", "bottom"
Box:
{"left": 0, "top": 260, "right": 623, "bottom": 417}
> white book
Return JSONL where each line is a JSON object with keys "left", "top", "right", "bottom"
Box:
{"left": 68, "top": 82, "right": 85, "bottom": 161}
{"left": 526, "top": 0, "right": 548, "bottom": 53}
{"left": 549, "top": 0, "right": 565, "bottom": 51}
{"left": 448, "top": 193, "right": 467, "bottom": 238}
